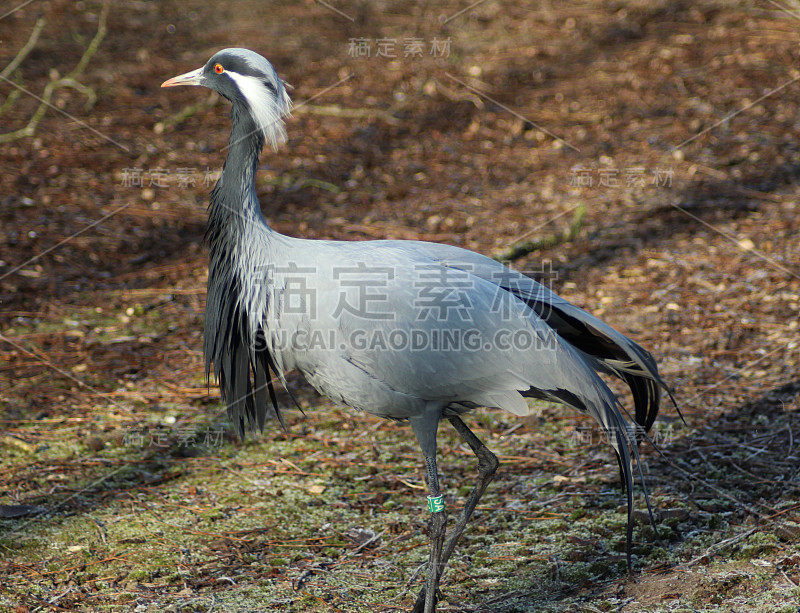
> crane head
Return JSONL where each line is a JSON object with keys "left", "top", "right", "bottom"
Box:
{"left": 162, "top": 48, "right": 292, "bottom": 150}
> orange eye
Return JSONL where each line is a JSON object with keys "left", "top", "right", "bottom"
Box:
{"left": 214, "top": 63, "right": 224, "bottom": 74}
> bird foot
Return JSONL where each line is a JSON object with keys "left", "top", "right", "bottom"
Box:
{"left": 410, "top": 586, "right": 441, "bottom": 613}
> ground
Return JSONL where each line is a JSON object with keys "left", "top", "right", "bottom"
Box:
{"left": 1, "top": 0, "right": 799, "bottom": 611}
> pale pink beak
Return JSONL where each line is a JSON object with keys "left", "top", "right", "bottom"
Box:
{"left": 161, "top": 66, "right": 204, "bottom": 88}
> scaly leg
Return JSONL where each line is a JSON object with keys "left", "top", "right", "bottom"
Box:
{"left": 410, "top": 411, "right": 447, "bottom": 613}
{"left": 412, "top": 415, "right": 499, "bottom": 612}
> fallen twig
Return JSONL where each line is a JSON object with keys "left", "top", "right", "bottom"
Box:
{"left": 0, "top": 0, "right": 109, "bottom": 143}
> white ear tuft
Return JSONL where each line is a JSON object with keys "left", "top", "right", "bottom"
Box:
{"left": 227, "top": 73, "right": 292, "bottom": 150}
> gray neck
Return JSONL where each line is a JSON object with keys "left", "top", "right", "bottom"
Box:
{"left": 208, "top": 104, "right": 270, "bottom": 242}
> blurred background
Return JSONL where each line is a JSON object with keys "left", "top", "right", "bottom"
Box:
{"left": 1, "top": 1, "right": 799, "bottom": 611}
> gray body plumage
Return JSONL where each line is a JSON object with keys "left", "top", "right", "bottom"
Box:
{"left": 213, "top": 233, "right": 657, "bottom": 429}
{"left": 163, "top": 48, "right": 672, "bottom": 612}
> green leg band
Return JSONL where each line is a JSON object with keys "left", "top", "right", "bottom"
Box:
{"left": 427, "top": 495, "right": 445, "bottom": 513}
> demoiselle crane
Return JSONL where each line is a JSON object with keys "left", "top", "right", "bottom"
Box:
{"left": 162, "top": 48, "right": 673, "bottom": 612}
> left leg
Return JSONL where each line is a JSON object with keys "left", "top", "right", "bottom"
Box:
{"left": 412, "top": 415, "right": 499, "bottom": 612}
{"left": 409, "top": 411, "right": 447, "bottom": 613}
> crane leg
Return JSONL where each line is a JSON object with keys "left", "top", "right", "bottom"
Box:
{"left": 409, "top": 411, "right": 448, "bottom": 613}
{"left": 421, "top": 455, "right": 447, "bottom": 613}
{"left": 412, "top": 415, "right": 499, "bottom": 612}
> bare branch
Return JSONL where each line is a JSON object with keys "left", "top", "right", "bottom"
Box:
{"left": 0, "top": 17, "right": 45, "bottom": 81}
{"left": 0, "top": 0, "right": 110, "bottom": 143}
